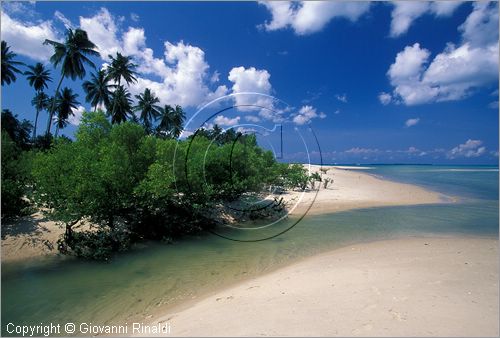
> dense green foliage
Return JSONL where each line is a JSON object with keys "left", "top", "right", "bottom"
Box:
{"left": 279, "top": 163, "right": 310, "bottom": 190}
{"left": 29, "top": 111, "right": 311, "bottom": 260}
{"left": 1, "top": 134, "right": 32, "bottom": 218}
{"left": 1, "top": 109, "right": 315, "bottom": 260}
{"left": 1, "top": 110, "right": 33, "bottom": 150}
{"left": 1, "top": 111, "right": 34, "bottom": 218}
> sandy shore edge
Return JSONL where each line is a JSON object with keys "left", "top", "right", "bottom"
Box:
{"left": 138, "top": 236, "right": 499, "bottom": 337}
{"left": 285, "top": 165, "right": 447, "bottom": 216}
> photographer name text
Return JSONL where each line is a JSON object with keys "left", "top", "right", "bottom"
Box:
{"left": 5, "top": 322, "right": 171, "bottom": 336}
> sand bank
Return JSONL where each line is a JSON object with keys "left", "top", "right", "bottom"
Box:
{"left": 332, "top": 165, "right": 374, "bottom": 170}
{"left": 1, "top": 212, "right": 95, "bottom": 263}
{"left": 285, "top": 166, "right": 447, "bottom": 216}
{"left": 1, "top": 212, "right": 64, "bottom": 263}
{"left": 141, "top": 237, "right": 499, "bottom": 337}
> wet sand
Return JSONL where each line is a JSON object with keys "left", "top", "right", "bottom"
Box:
{"left": 141, "top": 237, "right": 499, "bottom": 337}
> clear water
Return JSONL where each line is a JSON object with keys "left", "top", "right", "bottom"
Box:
{"left": 2, "top": 165, "right": 498, "bottom": 335}
{"left": 366, "top": 165, "right": 499, "bottom": 201}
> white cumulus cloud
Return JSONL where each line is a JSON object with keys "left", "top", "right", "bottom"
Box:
{"left": 447, "top": 139, "right": 486, "bottom": 158}
{"left": 292, "top": 105, "right": 326, "bottom": 125}
{"left": 79, "top": 8, "right": 121, "bottom": 58}
{"left": 228, "top": 66, "right": 273, "bottom": 112}
{"left": 459, "top": 1, "right": 498, "bottom": 48}
{"left": 385, "top": 2, "right": 498, "bottom": 106}
{"left": 213, "top": 115, "right": 241, "bottom": 127}
{"left": 77, "top": 8, "right": 228, "bottom": 108}
{"left": 244, "top": 115, "right": 261, "bottom": 123}
{"left": 405, "top": 118, "right": 420, "bottom": 127}
{"left": 390, "top": 1, "right": 463, "bottom": 37}
{"left": 259, "top": 1, "right": 370, "bottom": 35}
{"left": 388, "top": 43, "right": 430, "bottom": 82}
{"left": 378, "top": 92, "right": 392, "bottom": 105}
{"left": 1, "top": 11, "right": 60, "bottom": 61}
{"left": 430, "top": 1, "right": 464, "bottom": 17}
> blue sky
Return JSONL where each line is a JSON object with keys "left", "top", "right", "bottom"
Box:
{"left": 1, "top": 1, "right": 498, "bottom": 164}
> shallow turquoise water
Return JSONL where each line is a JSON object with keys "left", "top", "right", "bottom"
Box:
{"left": 367, "top": 165, "right": 499, "bottom": 201}
{"left": 1, "top": 165, "right": 498, "bottom": 335}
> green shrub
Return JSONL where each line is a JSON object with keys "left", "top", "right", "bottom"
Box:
{"left": 1, "top": 132, "right": 33, "bottom": 218}
{"left": 58, "top": 227, "right": 131, "bottom": 261}
{"left": 31, "top": 111, "right": 310, "bottom": 260}
{"left": 281, "top": 163, "right": 309, "bottom": 190}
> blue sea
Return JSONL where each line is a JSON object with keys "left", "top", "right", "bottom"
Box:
{"left": 1, "top": 165, "right": 498, "bottom": 334}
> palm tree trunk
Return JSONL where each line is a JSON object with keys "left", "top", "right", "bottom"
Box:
{"left": 46, "top": 74, "right": 64, "bottom": 136}
{"left": 55, "top": 124, "right": 59, "bottom": 138}
{"left": 33, "top": 108, "right": 40, "bottom": 141}
{"left": 110, "top": 78, "right": 121, "bottom": 121}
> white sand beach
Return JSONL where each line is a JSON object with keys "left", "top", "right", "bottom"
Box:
{"left": 285, "top": 165, "right": 446, "bottom": 216}
{"left": 1, "top": 212, "right": 92, "bottom": 263}
{"left": 140, "top": 237, "right": 499, "bottom": 337}
{"left": 1, "top": 212, "right": 64, "bottom": 262}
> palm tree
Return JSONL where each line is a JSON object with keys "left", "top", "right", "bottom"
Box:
{"left": 43, "top": 28, "right": 99, "bottom": 135}
{"left": 25, "top": 62, "right": 52, "bottom": 91}
{"left": 108, "top": 85, "right": 132, "bottom": 124}
{"left": 1, "top": 41, "right": 24, "bottom": 86}
{"left": 106, "top": 52, "right": 138, "bottom": 87}
{"left": 170, "top": 105, "right": 186, "bottom": 138}
{"left": 156, "top": 104, "right": 186, "bottom": 138}
{"left": 106, "top": 52, "right": 138, "bottom": 119}
{"left": 210, "top": 124, "right": 223, "bottom": 140}
{"left": 82, "top": 70, "right": 113, "bottom": 111}
{"left": 54, "top": 87, "right": 79, "bottom": 137}
{"left": 133, "top": 88, "right": 161, "bottom": 132}
{"left": 25, "top": 63, "right": 52, "bottom": 139}
{"left": 31, "top": 92, "right": 50, "bottom": 140}
{"left": 156, "top": 104, "right": 174, "bottom": 138}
